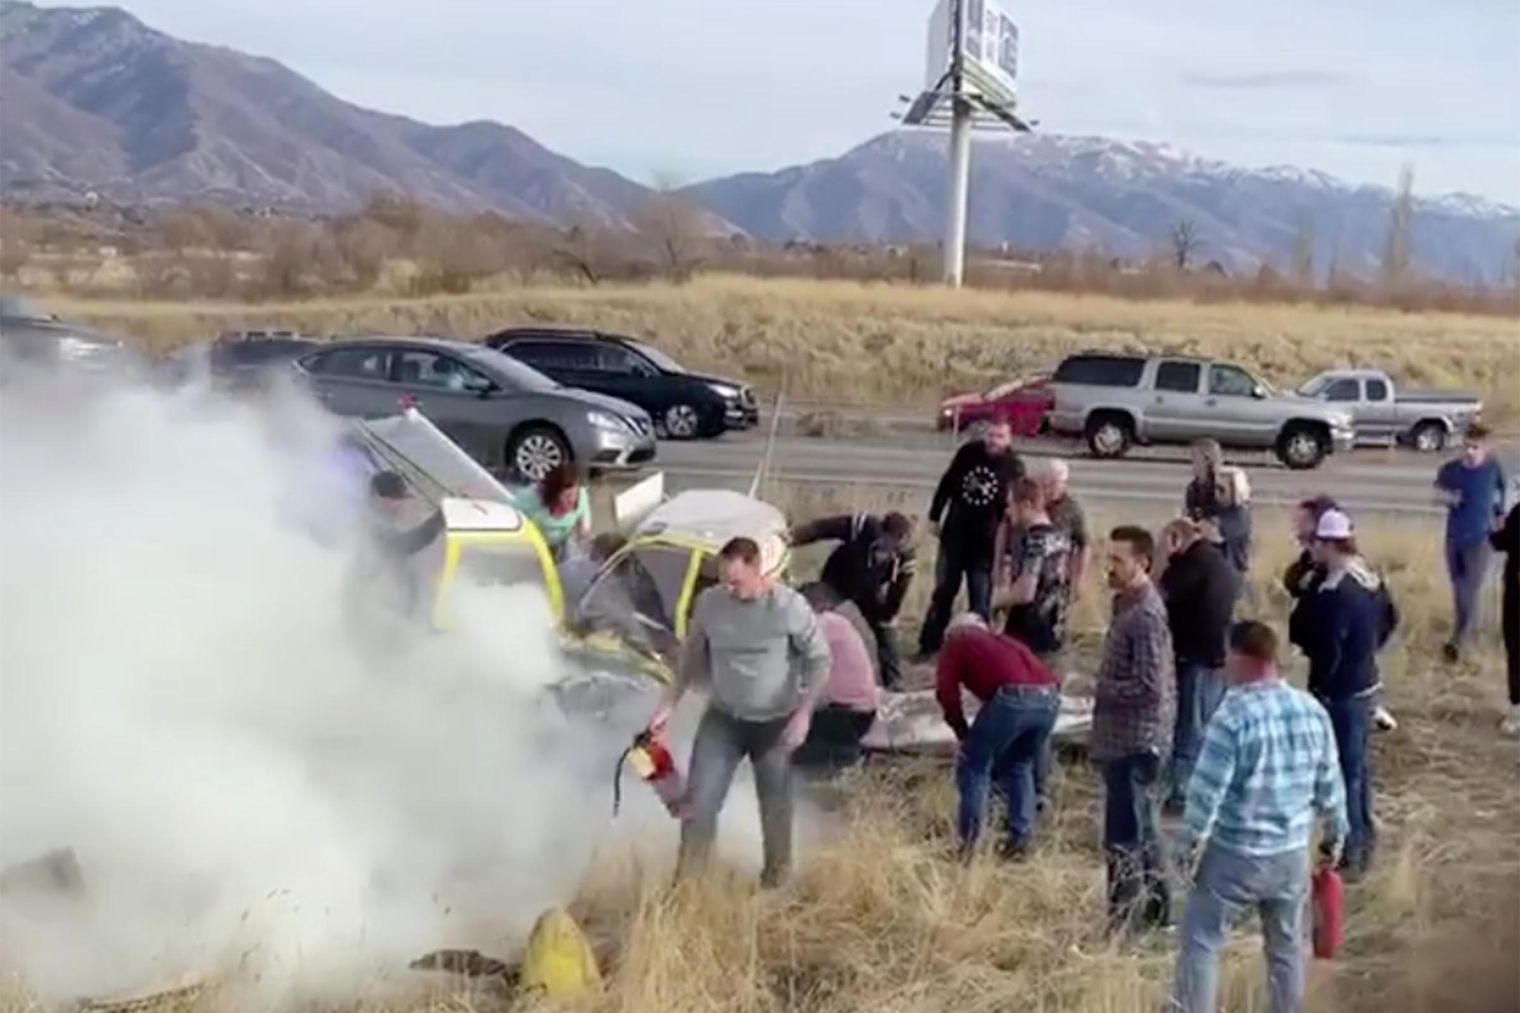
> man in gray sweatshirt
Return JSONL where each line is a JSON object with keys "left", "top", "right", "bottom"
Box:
{"left": 649, "top": 536, "right": 832, "bottom": 887}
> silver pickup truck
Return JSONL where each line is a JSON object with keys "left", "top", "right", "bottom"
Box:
{"left": 1048, "top": 353, "right": 1356, "bottom": 469}
{"left": 1296, "top": 369, "right": 1482, "bottom": 452}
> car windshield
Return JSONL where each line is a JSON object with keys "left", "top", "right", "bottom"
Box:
{"left": 0, "top": 295, "right": 45, "bottom": 320}
{"left": 1297, "top": 374, "right": 1332, "bottom": 397}
{"left": 464, "top": 347, "right": 559, "bottom": 392}
{"left": 626, "top": 339, "right": 686, "bottom": 375}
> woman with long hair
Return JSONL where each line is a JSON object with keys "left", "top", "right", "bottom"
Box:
{"left": 517, "top": 462, "right": 591, "bottom": 558}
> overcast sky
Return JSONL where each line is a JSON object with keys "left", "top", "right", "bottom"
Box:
{"left": 98, "top": 0, "right": 1520, "bottom": 202}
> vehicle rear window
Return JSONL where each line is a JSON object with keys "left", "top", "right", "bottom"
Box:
{"left": 1366, "top": 379, "right": 1389, "bottom": 401}
{"left": 504, "top": 339, "right": 598, "bottom": 372}
{"left": 1155, "top": 361, "right": 1201, "bottom": 393}
{"left": 1053, "top": 355, "right": 1145, "bottom": 388}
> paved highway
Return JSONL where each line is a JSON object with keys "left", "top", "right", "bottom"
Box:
{"left": 652, "top": 430, "right": 1519, "bottom": 518}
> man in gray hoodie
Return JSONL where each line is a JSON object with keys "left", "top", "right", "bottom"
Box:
{"left": 649, "top": 536, "right": 832, "bottom": 888}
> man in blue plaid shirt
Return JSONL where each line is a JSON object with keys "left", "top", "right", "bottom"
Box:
{"left": 1171, "top": 620, "right": 1348, "bottom": 1013}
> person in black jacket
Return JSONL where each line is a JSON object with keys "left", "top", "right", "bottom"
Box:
{"left": 1493, "top": 503, "right": 1519, "bottom": 735}
{"left": 1158, "top": 518, "right": 1239, "bottom": 812}
{"left": 1295, "top": 508, "right": 1386, "bottom": 878}
{"left": 918, "top": 419, "right": 1024, "bottom": 657}
{"left": 1286, "top": 495, "right": 1399, "bottom": 734}
{"left": 789, "top": 510, "right": 917, "bottom": 687}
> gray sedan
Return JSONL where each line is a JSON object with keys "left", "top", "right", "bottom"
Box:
{"left": 293, "top": 337, "right": 656, "bottom": 481}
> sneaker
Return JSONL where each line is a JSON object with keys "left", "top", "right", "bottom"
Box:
{"left": 1373, "top": 706, "right": 1398, "bottom": 733}
{"left": 1500, "top": 706, "right": 1520, "bottom": 737}
{"left": 1441, "top": 642, "right": 1461, "bottom": 664}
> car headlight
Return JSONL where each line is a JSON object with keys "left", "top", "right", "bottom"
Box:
{"left": 707, "top": 382, "right": 740, "bottom": 399}
{"left": 588, "top": 411, "right": 631, "bottom": 432}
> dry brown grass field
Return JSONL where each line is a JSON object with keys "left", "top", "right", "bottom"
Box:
{"left": 41, "top": 275, "right": 1520, "bottom": 422}
{"left": 6, "top": 494, "right": 1511, "bottom": 1013}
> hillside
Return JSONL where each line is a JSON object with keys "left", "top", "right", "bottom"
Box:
{"left": 690, "top": 132, "right": 1520, "bottom": 282}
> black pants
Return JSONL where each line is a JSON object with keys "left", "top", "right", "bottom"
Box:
{"left": 919, "top": 538, "right": 993, "bottom": 655}
{"left": 1504, "top": 585, "right": 1518, "bottom": 706}
{"left": 794, "top": 706, "right": 876, "bottom": 772}
{"left": 870, "top": 620, "right": 903, "bottom": 691}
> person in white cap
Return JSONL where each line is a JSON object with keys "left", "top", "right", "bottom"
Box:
{"left": 650, "top": 535, "right": 831, "bottom": 889}
{"left": 1288, "top": 508, "right": 1398, "bottom": 879}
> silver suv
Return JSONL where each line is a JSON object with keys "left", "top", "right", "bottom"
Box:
{"left": 1048, "top": 353, "right": 1355, "bottom": 469}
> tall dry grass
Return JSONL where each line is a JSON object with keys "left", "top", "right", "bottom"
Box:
{"left": 41, "top": 275, "right": 1520, "bottom": 421}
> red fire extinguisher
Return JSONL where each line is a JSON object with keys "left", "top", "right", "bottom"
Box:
{"left": 1311, "top": 867, "right": 1345, "bottom": 959}
{"left": 613, "top": 730, "right": 687, "bottom": 819}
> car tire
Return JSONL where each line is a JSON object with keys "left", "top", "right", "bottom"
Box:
{"left": 1084, "top": 413, "right": 1133, "bottom": 459}
{"left": 1276, "top": 424, "right": 1328, "bottom": 470}
{"left": 507, "top": 424, "right": 572, "bottom": 483}
{"left": 662, "top": 403, "right": 702, "bottom": 440}
{"left": 1410, "top": 420, "right": 1447, "bottom": 453}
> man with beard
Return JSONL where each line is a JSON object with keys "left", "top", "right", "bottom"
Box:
{"left": 918, "top": 418, "right": 1024, "bottom": 659}
{"left": 1091, "top": 525, "right": 1175, "bottom": 936}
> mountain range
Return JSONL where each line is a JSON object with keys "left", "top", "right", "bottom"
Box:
{"left": 3, "top": 0, "right": 1517, "bottom": 282}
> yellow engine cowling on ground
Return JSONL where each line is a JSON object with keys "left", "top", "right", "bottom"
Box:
{"left": 519, "top": 907, "right": 603, "bottom": 998}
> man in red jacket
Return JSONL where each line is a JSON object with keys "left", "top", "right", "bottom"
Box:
{"left": 936, "top": 613, "right": 1060, "bottom": 859}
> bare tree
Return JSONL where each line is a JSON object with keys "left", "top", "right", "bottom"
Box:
{"left": 1381, "top": 163, "right": 1415, "bottom": 289}
{"left": 1292, "top": 212, "right": 1316, "bottom": 286}
{"left": 634, "top": 173, "right": 709, "bottom": 281}
{"left": 1169, "top": 219, "right": 1202, "bottom": 270}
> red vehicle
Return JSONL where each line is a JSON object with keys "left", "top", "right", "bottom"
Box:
{"left": 936, "top": 376, "right": 1052, "bottom": 436}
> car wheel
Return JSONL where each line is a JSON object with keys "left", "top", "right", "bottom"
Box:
{"left": 507, "top": 425, "right": 571, "bottom": 482}
{"left": 1410, "top": 421, "right": 1447, "bottom": 453}
{"left": 1084, "top": 413, "right": 1133, "bottom": 459}
{"left": 1276, "top": 424, "right": 1328, "bottom": 470}
{"left": 663, "top": 404, "right": 701, "bottom": 440}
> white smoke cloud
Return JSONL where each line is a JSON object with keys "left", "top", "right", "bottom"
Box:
{"left": 0, "top": 372, "right": 717, "bottom": 1004}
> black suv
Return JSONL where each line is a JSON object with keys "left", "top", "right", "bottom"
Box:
{"left": 484, "top": 328, "right": 758, "bottom": 440}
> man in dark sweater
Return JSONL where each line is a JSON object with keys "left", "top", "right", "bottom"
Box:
{"left": 1158, "top": 518, "right": 1239, "bottom": 813}
{"left": 919, "top": 419, "right": 1024, "bottom": 657}
{"left": 1294, "top": 509, "right": 1385, "bottom": 878}
{"left": 790, "top": 511, "right": 917, "bottom": 688}
{"left": 1433, "top": 424, "right": 1508, "bottom": 662}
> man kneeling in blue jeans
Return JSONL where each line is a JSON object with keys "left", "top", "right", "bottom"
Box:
{"left": 935, "top": 613, "right": 1061, "bottom": 859}
{"left": 1172, "top": 620, "right": 1348, "bottom": 1013}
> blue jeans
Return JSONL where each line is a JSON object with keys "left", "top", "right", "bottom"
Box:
{"left": 956, "top": 686, "right": 1059, "bottom": 850}
{"left": 1172, "top": 844, "right": 1309, "bottom": 1013}
{"left": 678, "top": 707, "right": 794, "bottom": 887}
{"left": 1446, "top": 539, "right": 1492, "bottom": 647}
{"left": 1322, "top": 694, "right": 1375, "bottom": 870}
{"left": 919, "top": 540, "right": 993, "bottom": 654}
{"left": 1103, "top": 752, "right": 1171, "bottom": 933}
{"left": 1169, "top": 664, "right": 1228, "bottom": 806}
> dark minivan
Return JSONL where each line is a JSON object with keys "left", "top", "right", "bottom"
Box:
{"left": 484, "top": 328, "right": 758, "bottom": 440}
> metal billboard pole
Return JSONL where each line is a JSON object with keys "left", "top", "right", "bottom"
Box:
{"left": 896, "top": 0, "right": 1035, "bottom": 290}
{"left": 943, "top": 0, "right": 971, "bottom": 287}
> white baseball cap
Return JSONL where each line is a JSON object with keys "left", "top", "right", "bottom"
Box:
{"left": 1315, "top": 508, "right": 1355, "bottom": 540}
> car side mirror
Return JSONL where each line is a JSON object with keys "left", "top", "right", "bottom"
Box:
{"left": 1251, "top": 384, "right": 1267, "bottom": 399}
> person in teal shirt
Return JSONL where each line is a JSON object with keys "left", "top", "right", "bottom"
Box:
{"left": 515, "top": 463, "right": 591, "bottom": 558}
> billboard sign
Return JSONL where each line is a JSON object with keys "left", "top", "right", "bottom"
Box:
{"left": 925, "top": 0, "right": 1019, "bottom": 106}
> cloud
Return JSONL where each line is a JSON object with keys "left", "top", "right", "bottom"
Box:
{"left": 1182, "top": 70, "right": 1347, "bottom": 90}
{"left": 1334, "top": 133, "right": 1520, "bottom": 149}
